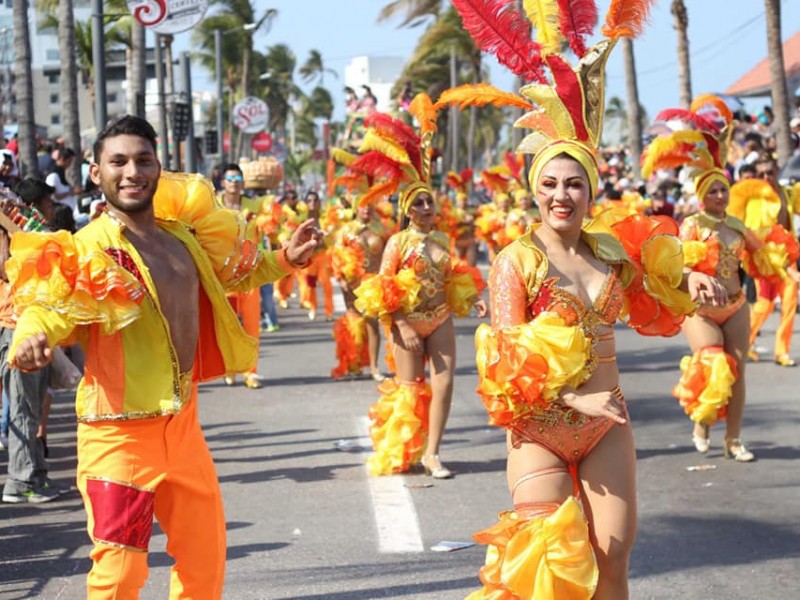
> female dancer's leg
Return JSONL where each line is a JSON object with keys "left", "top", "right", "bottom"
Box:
{"left": 423, "top": 316, "right": 455, "bottom": 458}
{"left": 579, "top": 422, "right": 637, "bottom": 600}
{"left": 721, "top": 301, "right": 750, "bottom": 441}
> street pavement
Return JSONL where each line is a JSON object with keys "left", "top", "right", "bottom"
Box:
{"left": 1, "top": 297, "right": 799, "bottom": 599}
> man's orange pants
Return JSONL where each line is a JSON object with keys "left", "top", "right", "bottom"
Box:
{"left": 299, "top": 252, "right": 334, "bottom": 318}
{"left": 749, "top": 277, "right": 798, "bottom": 357}
{"left": 228, "top": 288, "right": 261, "bottom": 375}
{"left": 76, "top": 384, "right": 225, "bottom": 599}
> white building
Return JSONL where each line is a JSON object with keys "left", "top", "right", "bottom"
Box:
{"left": 344, "top": 56, "right": 405, "bottom": 113}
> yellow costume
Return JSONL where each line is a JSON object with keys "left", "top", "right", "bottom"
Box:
{"left": 8, "top": 173, "right": 294, "bottom": 597}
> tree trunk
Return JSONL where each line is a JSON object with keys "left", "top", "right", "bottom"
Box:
{"left": 671, "top": 0, "right": 692, "bottom": 109}
{"left": 126, "top": 47, "right": 134, "bottom": 114}
{"left": 765, "top": 0, "right": 792, "bottom": 166}
{"left": 59, "top": 0, "right": 81, "bottom": 188}
{"left": 131, "top": 20, "right": 146, "bottom": 117}
{"left": 621, "top": 39, "right": 643, "bottom": 181}
{"left": 13, "top": 0, "right": 39, "bottom": 177}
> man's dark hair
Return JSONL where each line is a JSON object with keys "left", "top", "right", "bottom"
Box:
{"left": 50, "top": 202, "right": 77, "bottom": 233}
{"left": 304, "top": 191, "right": 319, "bottom": 202}
{"left": 14, "top": 177, "right": 55, "bottom": 205}
{"left": 738, "top": 163, "right": 756, "bottom": 179}
{"left": 57, "top": 147, "right": 75, "bottom": 161}
{"left": 753, "top": 153, "right": 776, "bottom": 169}
{"left": 222, "top": 163, "right": 242, "bottom": 175}
{"left": 93, "top": 115, "right": 158, "bottom": 162}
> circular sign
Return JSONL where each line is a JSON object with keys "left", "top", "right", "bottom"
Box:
{"left": 128, "top": 0, "right": 209, "bottom": 34}
{"left": 251, "top": 131, "right": 273, "bottom": 153}
{"left": 232, "top": 97, "right": 269, "bottom": 134}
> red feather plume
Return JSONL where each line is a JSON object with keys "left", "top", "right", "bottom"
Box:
{"left": 364, "top": 113, "right": 423, "bottom": 175}
{"left": 654, "top": 108, "right": 720, "bottom": 134}
{"left": 452, "top": 0, "right": 546, "bottom": 83}
{"left": 350, "top": 151, "right": 409, "bottom": 183}
{"left": 504, "top": 152, "right": 523, "bottom": 184}
{"left": 556, "top": 0, "right": 598, "bottom": 58}
{"left": 446, "top": 172, "right": 463, "bottom": 190}
{"left": 701, "top": 133, "right": 722, "bottom": 169}
{"left": 460, "top": 168, "right": 474, "bottom": 184}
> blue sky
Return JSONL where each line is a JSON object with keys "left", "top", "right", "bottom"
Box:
{"left": 178, "top": 0, "right": 800, "bottom": 122}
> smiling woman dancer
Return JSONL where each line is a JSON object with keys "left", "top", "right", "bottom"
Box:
{"left": 349, "top": 98, "right": 486, "bottom": 479}
{"left": 439, "top": 1, "right": 726, "bottom": 598}
{"left": 640, "top": 95, "right": 792, "bottom": 463}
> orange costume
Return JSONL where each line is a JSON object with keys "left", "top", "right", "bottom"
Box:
{"left": 355, "top": 226, "right": 485, "bottom": 474}
{"left": 728, "top": 181, "right": 800, "bottom": 364}
{"left": 7, "top": 174, "right": 295, "bottom": 598}
{"left": 439, "top": 1, "right": 683, "bottom": 595}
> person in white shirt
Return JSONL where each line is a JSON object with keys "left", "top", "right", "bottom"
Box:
{"left": 44, "top": 148, "right": 81, "bottom": 214}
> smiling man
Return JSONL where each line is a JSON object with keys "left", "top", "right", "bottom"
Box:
{"left": 6, "top": 115, "right": 320, "bottom": 598}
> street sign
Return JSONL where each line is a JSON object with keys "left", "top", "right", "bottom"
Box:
{"left": 127, "top": 0, "right": 209, "bottom": 34}
{"left": 232, "top": 97, "right": 269, "bottom": 134}
{"left": 251, "top": 132, "right": 273, "bottom": 153}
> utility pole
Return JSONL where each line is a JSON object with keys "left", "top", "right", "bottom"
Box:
{"left": 91, "top": 0, "right": 107, "bottom": 128}
{"left": 215, "top": 28, "right": 225, "bottom": 165}
{"left": 181, "top": 52, "right": 196, "bottom": 174}
{"left": 155, "top": 34, "right": 169, "bottom": 167}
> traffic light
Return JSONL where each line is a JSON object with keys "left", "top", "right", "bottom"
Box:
{"left": 205, "top": 129, "right": 218, "bottom": 154}
{"left": 172, "top": 102, "right": 190, "bottom": 141}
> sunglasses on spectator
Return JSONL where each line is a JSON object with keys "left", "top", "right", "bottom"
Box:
{"left": 756, "top": 170, "right": 774, "bottom": 179}
{"left": 225, "top": 174, "right": 244, "bottom": 182}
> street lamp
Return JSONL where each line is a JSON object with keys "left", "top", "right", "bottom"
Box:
{"left": 215, "top": 22, "right": 256, "bottom": 165}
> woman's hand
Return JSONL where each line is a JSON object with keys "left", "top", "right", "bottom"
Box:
{"left": 686, "top": 271, "right": 728, "bottom": 307}
{"left": 474, "top": 298, "right": 488, "bottom": 318}
{"left": 559, "top": 387, "right": 627, "bottom": 425}
{"left": 394, "top": 321, "right": 423, "bottom": 354}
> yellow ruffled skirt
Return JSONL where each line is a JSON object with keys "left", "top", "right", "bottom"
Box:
{"left": 466, "top": 496, "right": 598, "bottom": 600}
{"left": 367, "top": 378, "right": 431, "bottom": 476}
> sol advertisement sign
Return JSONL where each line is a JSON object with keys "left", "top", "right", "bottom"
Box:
{"left": 127, "top": 0, "right": 209, "bottom": 35}
{"left": 232, "top": 97, "right": 269, "bottom": 134}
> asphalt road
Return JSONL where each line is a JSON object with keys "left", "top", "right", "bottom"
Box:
{"left": 1, "top": 298, "right": 799, "bottom": 600}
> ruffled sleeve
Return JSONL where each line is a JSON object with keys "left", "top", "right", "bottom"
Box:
{"left": 153, "top": 172, "right": 261, "bottom": 288}
{"left": 6, "top": 230, "right": 145, "bottom": 334}
{"left": 446, "top": 259, "right": 486, "bottom": 317}
{"left": 474, "top": 313, "right": 592, "bottom": 428}
{"left": 743, "top": 224, "right": 800, "bottom": 284}
{"left": 353, "top": 268, "right": 421, "bottom": 319}
{"left": 610, "top": 215, "right": 696, "bottom": 336}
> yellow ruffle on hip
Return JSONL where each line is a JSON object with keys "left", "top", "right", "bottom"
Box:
{"left": 330, "top": 243, "right": 366, "bottom": 283}
{"left": 474, "top": 313, "right": 592, "bottom": 428}
{"left": 366, "top": 378, "right": 431, "bottom": 476}
{"left": 672, "top": 347, "right": 737, "bottom": 425}
{"left": 7, "top": 230, "right": 144, "bottom": 334}
{"left": 466, "top": 496, "right": 598, "bottom": 600}
{"left": 354, "top": 268, "right": 421, "bottom": 319}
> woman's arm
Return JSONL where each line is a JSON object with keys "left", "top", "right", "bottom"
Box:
{"left": 489, "top": 253, "right": 528, "bottom": 329}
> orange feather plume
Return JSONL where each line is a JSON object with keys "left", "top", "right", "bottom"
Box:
{"left": 434, "top": 83, "right": 533, "bottom": 111}
{"left": 515, "top": 109, "right": 560, "bottom": 139}
{"left": 690, "top": 94, "right": 734, "bottom": 125}
{"left": 601, "top": 0, "right": 655, "bottom": 39}
{"left": 358, "top": 180, "right": 399, "bottom": 208}
{"left": 408, "top": 93, "right": 438, "bottom": 136}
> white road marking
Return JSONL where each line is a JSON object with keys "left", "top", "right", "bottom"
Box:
{"left": 358, "top": 416, "right": 424, "bottom": 553}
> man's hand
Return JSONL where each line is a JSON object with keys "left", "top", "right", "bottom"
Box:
{"left": 12, "top": 333, "right": 52, "bottom": 371}
{"left": 474, "top": 298, "right": 488, "bottom": 318}
{"left": 285, "top": 219, "right": 322, "bottom": 268}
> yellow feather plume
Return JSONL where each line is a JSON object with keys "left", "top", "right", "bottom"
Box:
{"left": 434, "top": 83, "right": 533, "bottom": 112}
{"left": 358, "top": 130, "right": 411, "bottom": 165}
{"left": 640, "top": 130, "right": 703, "bottom": 178}
{"left": 523, "top": 0, "right": 564, "bottom": 55}
{"left": 408, "top": 93, "right": 438, "bottom": 135}
{"left": 330, "top": 147, "right": 357, "bottom": 167}
{"left": 358, "top": 180, "right": 399, "bottom": 208}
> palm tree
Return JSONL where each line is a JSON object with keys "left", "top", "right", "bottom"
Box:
{"left": 671, "top": 0, "right": 692, "bottom": 109}
{"left": 764, "top": 0, "right": 792, "bottom": 165}
{"left": 58, "top": 0, "right": 81, "bottom": 187}
{"left": 377, "top": 0, "right": 443, "bottom": 27}
{"left": 621, "top": 39, "right": 643, "bottom": 181}
{"left": 299, "top": 50, "right": 338, "bottom": 86}
{"left": 14, "top": 0, "right": 38, "bottom": 177}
